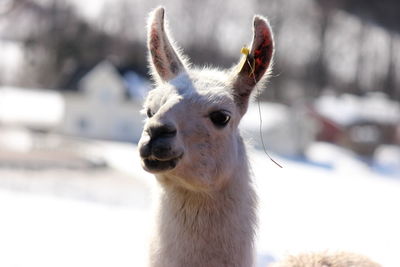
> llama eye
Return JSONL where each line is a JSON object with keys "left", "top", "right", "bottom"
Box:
{"left": 209, "top": 111, "right": 231, "bottom": 128}
{"left": 147, "top": 109, "right": 154, "bottom": 118}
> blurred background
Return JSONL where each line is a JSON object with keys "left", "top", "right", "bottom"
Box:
{"left": 0, "top": 0, "right": 399, "bottom": 266}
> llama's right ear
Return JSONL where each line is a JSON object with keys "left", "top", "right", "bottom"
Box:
{"left": 147, "top": 7, "right": 187, "bottom": 82}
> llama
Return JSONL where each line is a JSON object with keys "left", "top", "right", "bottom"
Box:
{"left": 138, "top": 7, "right": 380, "bottom": 267}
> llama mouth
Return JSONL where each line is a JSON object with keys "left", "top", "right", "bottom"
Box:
{"left": 142, "top": 154, "right": 183, "bottom": 173}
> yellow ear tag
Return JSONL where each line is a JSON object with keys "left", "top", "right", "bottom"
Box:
{"left": 240, "top": 47, "right": 250, "bottom": 56}
{"left": 240, "top": 46, "right": 256, "bottom": 78}
{"left": 238, "top": 46, "right": 250, "bottom": 74}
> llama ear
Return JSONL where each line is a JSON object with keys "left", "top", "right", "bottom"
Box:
{"left": 147, "top": 7, "right": 186, "bottom": 82}
{"left": 232, "top": 16, "right": 274, "bottom": 112}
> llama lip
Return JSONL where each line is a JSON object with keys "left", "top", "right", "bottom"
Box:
{"left": 142, "top": 154, "right": 183, "bottom": 173}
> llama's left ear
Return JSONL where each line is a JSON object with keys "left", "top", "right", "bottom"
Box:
{"left": 232, "top": 16, "right": 274, "bottom": 113}
{"left": 147, "top": 7, "right": 187, "bottom": 82}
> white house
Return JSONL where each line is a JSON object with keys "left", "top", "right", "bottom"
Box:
{"left": 60, "top": 61, "right": 145, "bottom": 142}
{"left": 240, "top": 102, "right": 318, "bottom": 157}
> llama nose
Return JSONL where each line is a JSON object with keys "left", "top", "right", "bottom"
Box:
{"left": 148, "top": 124, "right": 177, "bottom": 140}
{"left": 143, "top": 123, "right": 178, "bottom": 160}
{"left": 139, "top": 123, "right": 177, "bottom": 159}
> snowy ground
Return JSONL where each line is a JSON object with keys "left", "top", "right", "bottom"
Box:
{"left": 253, "top": 145, "right": 400, "bottom": 266}
{"left": 0, "top": 139, "right": 399, "bottom": 267}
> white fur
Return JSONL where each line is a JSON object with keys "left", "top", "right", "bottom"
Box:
{"left": 139, "top": 7, "right": 380, "bottom": 267}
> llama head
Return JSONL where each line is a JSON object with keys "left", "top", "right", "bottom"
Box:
{"left": 138, "top": 7, "right": 274, "bottom": 192}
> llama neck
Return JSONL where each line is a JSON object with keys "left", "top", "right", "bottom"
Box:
{"left": 150, "top": 141, "right": 257, "bottom": 267}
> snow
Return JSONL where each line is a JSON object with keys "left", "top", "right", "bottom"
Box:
{"left": 0, "top": 189, "right": 151, "bottom": 267}
{"left": 0, "top": 87, "right": 64, "bottom": 128}
{"left": 374, "top": 145, "right": 400, "bottom": 170}
{"left": 0, "top": 141, "right": 399, "bottom": 267}
{"left": 0, "top": 127, "right": 33, "bottom": 152}
{"left": 253, "top": 145, "right": 400, "bottom": 266}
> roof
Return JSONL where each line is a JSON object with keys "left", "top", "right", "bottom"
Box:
{"left": 314, "top": 92, "right": 400, "bottom": 126}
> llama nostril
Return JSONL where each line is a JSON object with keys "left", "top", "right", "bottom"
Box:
{"left": 149, "top": 124, "right": 177, "bottom": 139}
